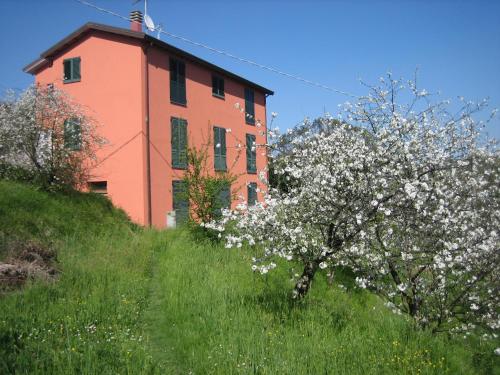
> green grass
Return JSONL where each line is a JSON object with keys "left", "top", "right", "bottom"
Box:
{"left": 145, "top": 231, "right": 499, "bottom": 374}
{"left": 0, "top": 181, "right": 164, "bottom": 374}
{"left": 0, "top": 180, "right": 498, "bottom": 374}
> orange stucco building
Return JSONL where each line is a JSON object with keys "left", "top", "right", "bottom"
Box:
{"left": 24, "top": 17, "right": 273, "bottom": 228}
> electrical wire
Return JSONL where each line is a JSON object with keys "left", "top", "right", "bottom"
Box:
{"left": 75, "top": 0, "right": 356, "bottom": 97}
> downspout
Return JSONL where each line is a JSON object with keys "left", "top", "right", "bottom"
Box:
{"left": 144, "top": 43, "right": 152, "bottom": 226}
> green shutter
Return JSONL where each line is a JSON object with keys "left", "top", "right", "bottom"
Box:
{"left": 64, "top": 60, "right": 71, "bottom": 81}
{"left": 179, "top": 119, "right": 187, "bottom": 168}
{"left": 170, "top": 58, "right": 186, "bottom": 105}
{"left": 64, "top": 118, "right": 81, "bottom": 150}
{"left": 245, "top": 88, "right": 255, "bottom": 125}
{"left": 214, "top": 127, "right": 227, "bottom": 171}
{"left": 212, "top": 75, "right": 225, "bottom": 97}
{"left": 171, "top": 117, "right": 179, "bottom": 167}
{"left": 171, "top": 118, "right": 187, "bottom": 169}
{"left": 246, "top": 134, "right": 256, "bottom": 173}
{"left": 213, "top": 183, "right": 231, "bottom": 218}
{"left": 63, "top": 57, "right": 81, "bottom": 83}
{"left": 248, "top": 183, "right": 257, "bottom": 206}
{"left": 172, "top": 180, "right": 189, "bottom": 225}
{"left": 72, "top": 58, "right": 81, "bottom": 80}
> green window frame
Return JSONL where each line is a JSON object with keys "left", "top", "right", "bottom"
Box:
{"left": 172, "top": 180, "right": 189, "bottom": 225}
{"left": 213, "top": 183, "right": 231, "bottom": 218}
{"left": 213, "top": 126, "right": 227, "bottom": 171}
{"left": 170, "top": 58, "right": 186, "bottom": 105}
{"left": 64, "top": 117, "right": 82, "bottom": 150}
{"left": 63, "top": 57, "right": 81, "bottom": 83}
{"left": 247, "top": 182, "right": 257, "bottom": 206}
{"left": 246, "top": 133, "right": 256, "bottom": 174}
{"left": 212, "top": 75, "right": 225, "bottom": 98}
{"left": 171, "top": 117, "right": 188, "bottom": 169}
{"left": 244, "top": 88, "right": 255, "bottom": 125}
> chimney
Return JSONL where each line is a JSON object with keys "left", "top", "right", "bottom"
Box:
{"left": 130, "top": 10, "right": 143, "bottom": 32}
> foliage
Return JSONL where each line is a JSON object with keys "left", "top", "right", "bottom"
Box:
{"left": 181, "top": 135, "right": 238, "bottom": 224}
{"left": 207, "top": 75, "right": 499, "bottom": 336}
{"left": 0, "top": 85, "right": 105, "bottom": 190}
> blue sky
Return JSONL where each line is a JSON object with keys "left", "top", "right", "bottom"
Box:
{"left": 0, "top": 0, "right": 499, "bottom": 137}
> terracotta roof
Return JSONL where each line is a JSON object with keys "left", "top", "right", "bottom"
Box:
{"left": 23, "top": 22, "right": 274, "bottom": 95}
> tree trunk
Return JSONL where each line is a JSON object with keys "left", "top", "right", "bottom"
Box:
{"left": 293, "top": 260, "right": 319, "bottom": 299}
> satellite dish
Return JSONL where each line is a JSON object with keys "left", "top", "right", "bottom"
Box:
{"left": 144, "top": 14, "right": 155, "bottom": 32}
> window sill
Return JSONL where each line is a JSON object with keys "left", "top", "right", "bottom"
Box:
{"left": 247, "top": 170, "right": 257, "bottom": 175}
{"left": 246, "top": 120, "right": 256, "bottom": 126}
{"left": 212, "top": 93, "right": 225, "bottom": 100}
{"left": 172, "top": 166, "right": 187, "bottom": 170}
{"left": 171, "top": 100, "right": 187, "bottom": 107}
{"left": 215, "top": 168, "right": 228, "bottom": 173}
{"left": 63, "top": 79, "right": 81, "bottom": 84}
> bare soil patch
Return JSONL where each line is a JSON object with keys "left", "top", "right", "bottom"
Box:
{"left": 0, "top": 241, "right": 58, "bottom": 292}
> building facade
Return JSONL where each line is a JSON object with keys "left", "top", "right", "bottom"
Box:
{"left": 24, "top": 18, "right": 273, "bottom": 228}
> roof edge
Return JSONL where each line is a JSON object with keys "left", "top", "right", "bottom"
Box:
{"left": 23, "top": 22, "right": 274, "bottom": 95}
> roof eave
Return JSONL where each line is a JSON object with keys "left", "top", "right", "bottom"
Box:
{"left": 23, "top": 58, "right": 50, "bottom": 75}
{"left": 22, "top": 22, "right": 274, "bottom": 95}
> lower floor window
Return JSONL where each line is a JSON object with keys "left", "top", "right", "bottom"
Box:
{"left": 89, "top": 181, "right": 107, "bottom": 195}
{"left": 172, "top": 180, "right": 189, "bottom": 225}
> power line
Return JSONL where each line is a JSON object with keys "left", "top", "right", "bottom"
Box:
{"left": 75, "top": 0, "right": 356, "bottom": 98}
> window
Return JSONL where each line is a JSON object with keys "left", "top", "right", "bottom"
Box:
{"left": 64, "top": 117, "right": 82, "bottom": 150}
{"left": 172, "top": 180, "right": 189, "bottom": 225}
{"left": 213, "top": 126, "right": 227, "bottom": 171}
{"left": 213, "top": 183, "right": 231, "bottom": 218}
{"left": 89, "top": 181, "right": 107, "bottom": 195}
{"left": 171, "top": 117, "right": 188, "bottom": 169}
{"left": 63, "top": 57, "right": 81, "bottom": 83}
{"left": 244, "top": 88, "right": 255, "bottom": 125}
{"left": 246, "top": 133, "right": 256, "bottom": 173}
{"left": 170, "top": 58, "right": 186, "bottom": 105}
{"left": 247, "top": 182, "right": 257, "bottom": 206}
{"left": 212, "top": 75, "right": 225, "bottom": 98}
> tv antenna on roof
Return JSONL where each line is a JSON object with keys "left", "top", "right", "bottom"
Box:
{"left": 132, "top": 0, "right": 163, "bottom": 38}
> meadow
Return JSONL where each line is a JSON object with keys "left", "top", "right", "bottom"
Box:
{"left": 0, "top": 180, "right": 498, "bottom": 374}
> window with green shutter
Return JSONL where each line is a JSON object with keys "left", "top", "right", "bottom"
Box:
{"left": 170, "top": 58, "right": 186, "bottom": 105}
{"left": 213, "top": 126, "right": 227, "bottom": 171}
{"left": 171, "top": 117, "right": 188, "bottom": 169}
{"left": 63, "top": 57, "right": 81, "bottom": 83}
{"left": 212, "top": 75, "right": 225, "bottom": 98}
{"left": 213, "top": 183, "right": 231, "bottom": 218}
{"left": 172, "top": 180, "right": 189, "bottom": 225}
{"left": 244, "top": 88, "right": 255, "bottom": 125}
{"left": 248, "top": 182, "right": 257, "bottom": 206}
{"left": 64, "top": 117, "right": 82, "bottom": 150}
{"left": 246, "top": 134, "right": 256, "bottom": 173}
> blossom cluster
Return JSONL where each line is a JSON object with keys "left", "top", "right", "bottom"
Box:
{"left": 206, "top": 75, "right": 499, "bottom": 335}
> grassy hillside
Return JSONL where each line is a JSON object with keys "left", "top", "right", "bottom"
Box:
{"left": 0, "top": 181, "right": 498, "bottom": 374}
{"left": 0, "top": 181, "right": 164, "bottom": 374}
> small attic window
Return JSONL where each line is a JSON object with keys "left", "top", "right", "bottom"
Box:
{"left": 63, "top": 57, "right": 81, "bottom": 83}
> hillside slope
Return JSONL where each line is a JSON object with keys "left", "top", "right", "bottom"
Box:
{"left": 0, "top": 181, "right": 498, "bottom": 374}
{"left": 0, "top": 181, "right": 164, "bottom": 374}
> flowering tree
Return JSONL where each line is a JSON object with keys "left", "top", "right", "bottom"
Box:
{"left": 0, "top": 85, "right": 104, "bottom": 189}
{"left": 207, "top": 75, "right": 499, "bottom": 334}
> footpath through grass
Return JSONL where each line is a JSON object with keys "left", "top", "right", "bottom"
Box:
{"left": 0, "top": 181, "right": 498, "bottom": 374}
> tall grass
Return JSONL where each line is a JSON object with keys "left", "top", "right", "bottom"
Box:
{"left": 145, "top": 231, "right": 499, "bottom": 374}
{"left": 0, "top": 181, "right": 498, "bottom": 374}
{"left": 0, "top": 181, "right": 165, "bottom": 374}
